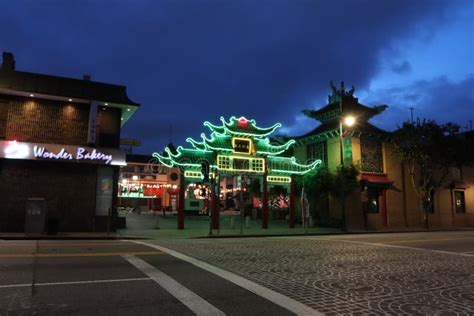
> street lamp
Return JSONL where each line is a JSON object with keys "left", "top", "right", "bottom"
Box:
{"left": 339, "top": 115, "right": 355, "bottom": 165}
{"left": 339, "top": 111, "right": 356, "bottom": 232}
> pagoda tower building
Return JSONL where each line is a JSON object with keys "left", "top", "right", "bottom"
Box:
{"left": 292, "top": 81, "right": 473, "bottom": 230}
{"left": 293, "top": 82, "right": 398, "bottom": 230}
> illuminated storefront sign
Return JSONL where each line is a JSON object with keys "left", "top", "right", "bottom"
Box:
{"left": 0, "top": 140, "right": 126, "bottom": 166}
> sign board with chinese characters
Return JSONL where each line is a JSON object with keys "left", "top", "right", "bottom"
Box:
{"left": 0, "top": 140, "right": 126, "bottom": 166}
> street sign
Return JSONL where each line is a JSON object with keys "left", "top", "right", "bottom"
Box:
{"left": 120, "top": 138, "right": 141, "bottom": 146}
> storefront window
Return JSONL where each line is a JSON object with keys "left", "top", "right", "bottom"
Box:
{"left": 454, "top": 191, "right": 466, "bottom": 213}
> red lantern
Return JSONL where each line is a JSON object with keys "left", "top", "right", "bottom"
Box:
{"left": 237, "top": 117, "right": 249, "bottom": 129}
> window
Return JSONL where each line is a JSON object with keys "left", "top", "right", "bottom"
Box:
{"left": 454, "top": 191, "right": 466, "bottom": 213}
{"left": 217, "top": 156, "right": 231, "bottom": 170}
{"left": 366, "top": 188, "right": 380, "bottom": 213}
{"left": 307, "top": 141, "right": 327, "bottom": 166}
{"left": 251, "top": 159, "right": 264, "bottom": 172}
{"left": 361, "top": 137, "right": 383, "bottom": 173}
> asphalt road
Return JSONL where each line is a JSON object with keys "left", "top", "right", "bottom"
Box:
{"left": 0, "top": 240, "right": 294, "bottom": 315}
{"left": 0, "top": 231, "right": 473, "bottom": 315}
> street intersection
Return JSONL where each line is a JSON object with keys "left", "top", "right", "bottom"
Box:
{"left": 0, "top": 231, "right": 473, "bottom": 315}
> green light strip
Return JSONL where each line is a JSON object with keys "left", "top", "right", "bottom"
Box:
{"left": 267, "top": 176, "right": 291, "bottom": 183}
{"left": 255, "top": 138, "right": 296, "bottom": 155}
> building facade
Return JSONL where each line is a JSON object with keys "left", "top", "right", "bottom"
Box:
{"left": 0, "top": 52, "right": 139, "bottom": 232}
{"left": 293, "top": 82, "right": 473, "bottom": 230}
{"left": 118, "top": 154, "right": 178, "bottom": 213}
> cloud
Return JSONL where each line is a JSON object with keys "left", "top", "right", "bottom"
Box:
{"left": 365, "top": 74, "right": 474, "bottom": 131}
{"left": 391, "top": 61, "right": 412, "bottom": 74}
{"left": 0, "top": 0, "right": 465, "bottom": 153}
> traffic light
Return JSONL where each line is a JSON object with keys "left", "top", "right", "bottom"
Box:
{"left": 201, "top": 161, "right": 210, "bottom": 183}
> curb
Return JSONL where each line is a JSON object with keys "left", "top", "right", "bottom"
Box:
{"left": 2, "top": 228, "right": 473, "bottom": 241}
{"left": 0, "top": 235, "right": 148, "bottom": 241}
{"left": 193, "top": 228, "right": 474, "bottom": 239}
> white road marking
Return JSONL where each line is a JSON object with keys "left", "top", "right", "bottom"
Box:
{"left": 0, "top": 277, "right": 151, "bottom": 289}
{"left": 128, "top": 240, "right": 322, "bottom": 316}
{"left": 123, "top": 254, "right": 225, "bottom": 316}
{"left": 311, "top": 237, "right": 474, "bottom": 257}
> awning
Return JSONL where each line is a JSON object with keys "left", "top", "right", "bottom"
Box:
{"left": 450, "top": 180, "right": 468, "bottom": 190}
{"left": 360, "top": 174, "right": 399, "bottom": 191}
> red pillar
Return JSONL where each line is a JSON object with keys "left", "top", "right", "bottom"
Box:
{"left": 382, "top": 189, "right": 388, "bottom": 227}
{"left": 211, "top": 191, "right": 219, "bottom": 229}
{"left": 262, "top": 174, "right": 269, "bottom": 229}
{"left": 289, "top": 176, "right": 295, "bottom": 228}
{"left": 177, "top": 174, "right": 185, "bottom": 229}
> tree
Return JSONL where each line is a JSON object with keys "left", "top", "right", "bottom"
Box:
{"left": 329, "top": 164, "right": 360, "bottom": 230}
{"left": 392, "top": 119, "right": 468, "bottom": 229}
{"left": 295, "top": 164, "right": 359, "bottom": 229}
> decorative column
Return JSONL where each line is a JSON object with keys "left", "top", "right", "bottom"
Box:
{"left": 382, "top": 189, "right": 388, "bottom": 227}
{"left": 211, "top": 177, "right": 219, "bottom": 229}
{"left": 177, "top": 174, "right": 185, "bottom": 229}
{"left": 289, "top": 175, "right": 295, "bottom": 228}
{"left": 262, "top": 174, "right": 269, "bottom": 229}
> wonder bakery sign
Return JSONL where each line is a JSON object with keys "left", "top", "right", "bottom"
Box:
{"left": 0, "top": 140, "right": 126, "bottom": 166}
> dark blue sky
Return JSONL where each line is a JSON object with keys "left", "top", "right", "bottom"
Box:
{"left": 2, "top": 0, "right": 473, "bottom": 153}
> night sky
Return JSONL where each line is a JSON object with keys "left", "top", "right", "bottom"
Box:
{"left": 2, "top": 0, "right": 473, "bottom": 154}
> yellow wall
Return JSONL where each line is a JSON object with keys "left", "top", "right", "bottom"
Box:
{"left": 292, "top": 137, "right": 474, "bottom": 230}
{"left": 327, "top": 137, "right": 341, "bottom": 172}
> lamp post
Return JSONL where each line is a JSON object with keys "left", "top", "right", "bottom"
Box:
{"left": 339, "top": 100, "right": 355, "bottom": 231}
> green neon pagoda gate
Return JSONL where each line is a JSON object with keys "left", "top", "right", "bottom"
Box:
{"left": 153, "top": 116, "right": 321, "bottom": 230}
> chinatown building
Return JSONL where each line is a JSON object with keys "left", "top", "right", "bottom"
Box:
{"left": 0, "top": 52, "right": 139, "bottom": 233}
{"left": 118, "top": 154, "right": 178, "bottom": 214}
{"left": 153, "top": 116, "right": 321, "bottom": 229}
{"left": 292, "top": 82, "right": 473, "bottom": 230}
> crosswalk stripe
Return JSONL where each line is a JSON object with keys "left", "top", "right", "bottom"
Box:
{"left": 128, "top": 240, "right": 322, "bottom": 316}
{"left": 123, "top": 255, "right": 225, "bottom": 316}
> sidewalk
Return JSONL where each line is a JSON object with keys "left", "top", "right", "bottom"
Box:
{"left": 3, "top": 212, "right": 472, "bottom": 240}
{"left": 0, "top": 232, "right": 124, "bottom": 240}
{"left": 117, "top": 211, "right": 342, "bottom": 239}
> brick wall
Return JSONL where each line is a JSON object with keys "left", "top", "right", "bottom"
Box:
{"left": 4, "top": 96, "right": 89, "bottom": 145}
{"left": 0, "top": 159, "right": 97, "bottom": 232}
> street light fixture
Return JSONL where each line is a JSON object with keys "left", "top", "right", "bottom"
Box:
{"left": 339, "top": 111, "right": 356, "bottom": 232}
{"left": 344, "top": 115, "right": 355, "bottom": 127}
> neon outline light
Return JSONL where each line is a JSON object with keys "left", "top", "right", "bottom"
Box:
{"left": 231, "top": 137, "right": 253, "bottom": 155}
{"left": 152, "top": 116, "right": 321, "bottom": 177}
{"left": 267, "top": 176, "right": 291, "bottom": 183}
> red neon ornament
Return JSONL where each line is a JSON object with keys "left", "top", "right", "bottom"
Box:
{"left": 237, "top": 117, "right": 249, "bottom": 129}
